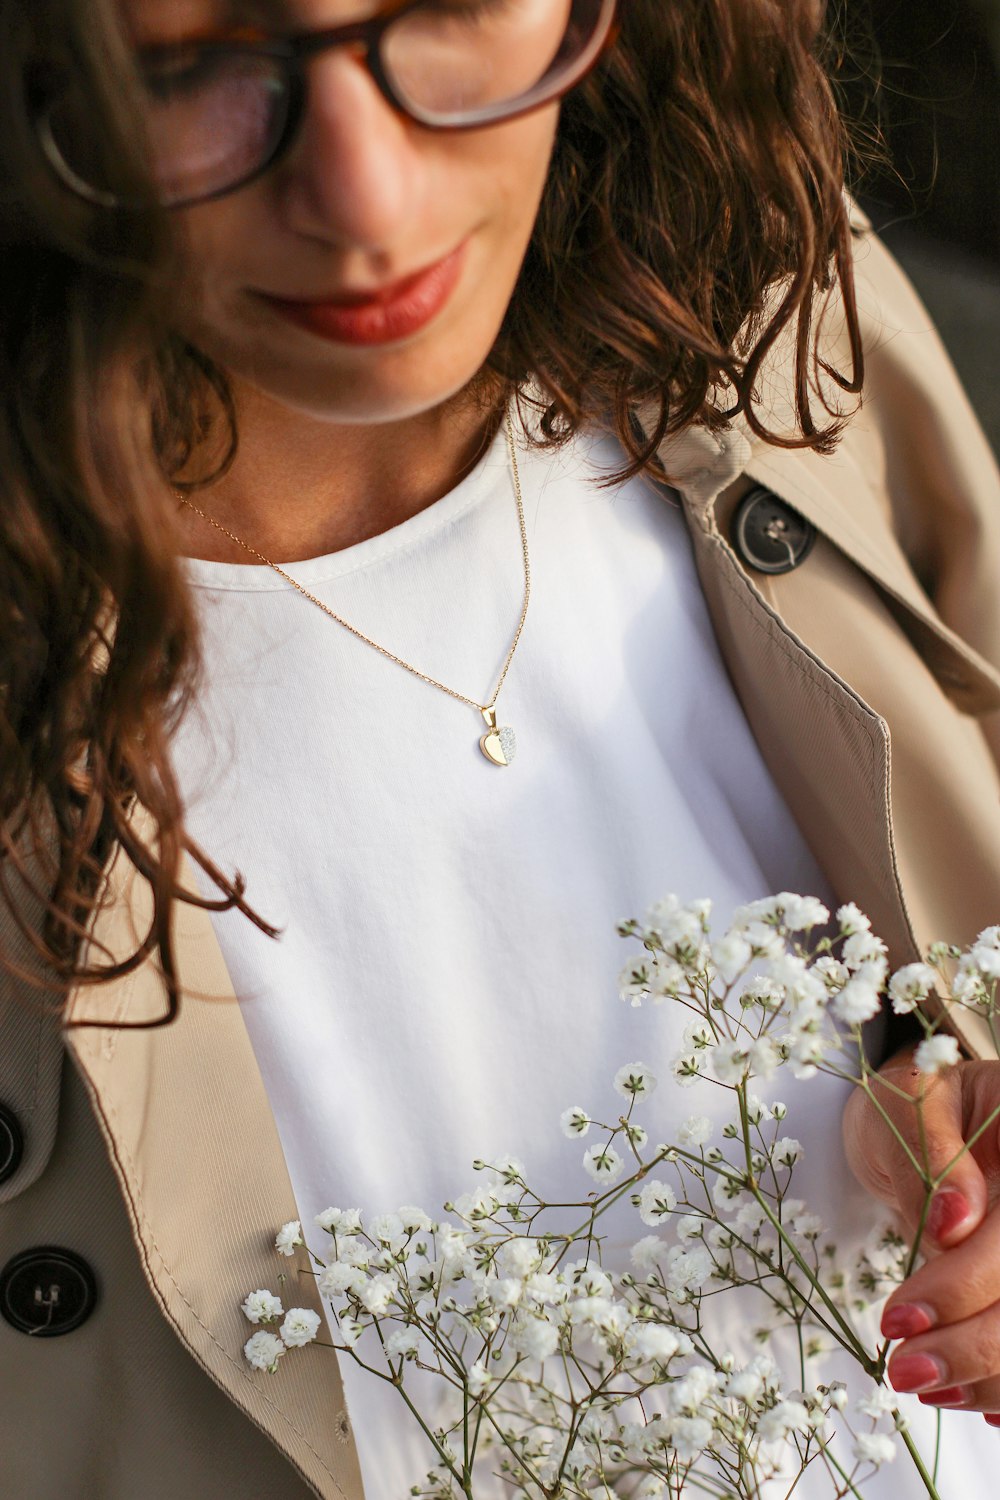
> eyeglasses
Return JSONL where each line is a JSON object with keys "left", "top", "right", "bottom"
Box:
{"left": 35, "top": 0, "right": 619, "bottom": 210}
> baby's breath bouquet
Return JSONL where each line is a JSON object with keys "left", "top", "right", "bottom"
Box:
{"left": 240, "top": 894, "right": 1000, "bottom": 1500}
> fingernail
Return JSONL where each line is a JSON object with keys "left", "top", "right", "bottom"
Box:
{"left": 919, "top": 1386, "right": 969, "bottom": 1407}
{"left": 985, "top": 1415, "right": 1000, "bottom": 1428}
{"left": 881, "top": 1302, "right": 935, "bottom": 1340}
{"left": 928, "top": 1189, "right": 973, "bottom": 1243}
{"left": 889, "top": 1353, "right": 948, "bottom": 1393}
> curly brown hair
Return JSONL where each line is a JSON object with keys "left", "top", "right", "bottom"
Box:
{"left": 0, "top": 0, "right": 863, "bottom": 1022}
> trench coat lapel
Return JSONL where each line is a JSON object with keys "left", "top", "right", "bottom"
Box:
{"left": 62, "top": 831, "right": 365, "bottom": 1500}
{"left": 662, "top": 423, "right": 998, "bottom": 1060}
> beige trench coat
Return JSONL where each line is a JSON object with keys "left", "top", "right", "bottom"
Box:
{"left": 4, "top": 217, "right": 1000, "bottom": 1499}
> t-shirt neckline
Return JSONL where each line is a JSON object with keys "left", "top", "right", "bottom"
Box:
{"left": 182, "top": 418, "right": 513, "bottom": 594}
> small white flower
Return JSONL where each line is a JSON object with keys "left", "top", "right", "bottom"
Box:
{"left": 971, "top": 943, "right": 1000, "bottom": 979}
{"left": 568, "top": 1294, "right": 616, "bottom": 1329}
{"left": 712, "top": 931, "right": 753, "bottom": 983}
{"left": 498, "top": 1238, "right": 541, "bottom": 1279}
{"left": 560, "top": 1106, "right": 590, "bottom": 1138}
{"left": 843, "top": 931, "right": 889, "bottom": 970}
{"left": 665, "top": 1246, "right": 712, "bottom": 1295}
{"left": 638, "top": 1180, "right": 677, "bottom": 1226}
{"left": 510, "top": 1314, "right": 560, "bottom": 1361}
{"left": 758, "top": 1400, "right": 811, "bottom": 1441}
{"left": 888, "top": 963, "right": 937, "bottom": 1015}
{"left": 678, "top": 1115, "right": 713, "bottom": 1148}
{"left": 837, "top": 902, "right": 872, "bottom": 936}
{"left": 670, "top": 1416, "right": 714, "bottom": 1461}
{"left": 670, "top": 1364, "right": 722, "bottom": 1415}
{"left": 671, "top": 1052, "right": 704, "bottom": 1087}
{"left": 745, "top": 1094, "right": 773, "bottom": 1125}
{"left": 914, "top": 1035, "right": 961, "bottom": 1074}
{"left": 241, "top": 1290, "right": 284, "bottom": 1325}
{"left": 280, "top": 1308, "right": 321, "bottom": 1348}
{"left": 748, "top": 1038, "right": 780, "bottom": 1078}
{"left": 630, "top": 1235, "right": 666, "bottom": 1272}
{"left": 488, "top": 1277, "right": 523, "bottom": 1310}
{"left": 468, "top": 1360, "right": 492, "bottom": 1397}
{"left": 384, "top": 1326, "right": 421, "bottom": 1359}
{"left": 524, "top": 1271, "right": 568, "bottom": 1306}
{"left": 620, "top": 953, "right": 653, "bottom": 1005}
{"left": 314, "top": 1207, "right": 363, "bottom": 1235}
{"left": 773, "top": 1137, "right": 804, "bottom": 1169}
{"left": 337, "top": 1315, "right": 364, "bottom": 1347}
{"left": 832, "top": 972, "right": 883, "bottom": 1025}
{"left": 853, "top": 1432, "right": 897, "bottom": 1467}
{"left": 244, "top": 1329, "right": 286, "bottom": 1372}
{"left": 779, "top": 894, "right": 830, "bottom": 931}
{"left": 613, "top": 1062, "right": 657, "bottom": 1101}
{"left": 274, "top": 1220, "right": 303, "bottom": 1257}
{"left": 712, "top": 1039, "right": 750, "bottom": 1083}
{"left": 568, "top": 1263, "right": 614, "bottom": 1299}
{"left": 398, "top": 1206, "right": 432, "bottom": 1235}
{"left": 727, "top": 1370, "right": 765, "bottom": 1405}
{"left": 583, "top": 1144, "right": 625, "bottom": 1183}
{"left": 319, "top": 1263, "right": 366, "bottom": 1298}
{"left": 789, "top": 1209, "right": 823, "bottom": 1242}
{"left": 740, "top": 975, "right": 786, "bottom": 1012}
{"left": 359, "top": 1275, "right": 396, "bottom": 1316}
{"left": 631, "top": 1323, "right": 686, "bottom": 1363}
{"left": 857, "top": 1387, "right": 898, "bottom": 1421}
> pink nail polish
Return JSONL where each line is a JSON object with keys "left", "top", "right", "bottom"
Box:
{"left": 881, "top": 1303, "right": 935, "bottom": 1340}
{"left": 919, "top": 1386, "right": 968, "bottom": 1407}
{"left": 889, "top": 1353, "right": 947, "bottom": 1393}
{"left": 928, "top": 1189, "right": 973, "bottom": 1243}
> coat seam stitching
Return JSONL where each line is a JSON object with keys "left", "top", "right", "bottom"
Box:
{"left": 78, "top": 1061, "right": 350, "bottom": 1498}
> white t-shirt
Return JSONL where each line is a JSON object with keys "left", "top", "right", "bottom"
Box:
{"left": 174, "top": 419, "right": 992, "bottom": 1498}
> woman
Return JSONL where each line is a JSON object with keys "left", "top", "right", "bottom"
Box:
{"left": 2, "top": 0, "right": 1000, "bottom": 1495}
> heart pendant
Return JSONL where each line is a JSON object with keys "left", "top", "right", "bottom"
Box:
{"left": 479, "top": 708, "right": 517, "bottom": 766}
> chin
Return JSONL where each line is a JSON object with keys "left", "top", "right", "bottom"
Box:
{"left": 227, "top": 318, "right": 505, "bottom": 426}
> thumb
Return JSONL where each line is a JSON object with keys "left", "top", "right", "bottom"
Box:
{"left": 875, "top": 1058, "right": 987, "bottom": 1251}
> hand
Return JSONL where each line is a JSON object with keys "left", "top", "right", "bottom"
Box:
{"left": 843, "top": 1046, "right": 1000, "bottom": 1421}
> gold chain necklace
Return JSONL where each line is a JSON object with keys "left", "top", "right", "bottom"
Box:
{"left": 174, "top": 410, "right": 529, "bottom": 767}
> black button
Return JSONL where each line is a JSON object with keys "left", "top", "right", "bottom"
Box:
{"left": 0, "top": 1247, "right": 98, "bottom": 1337}
{"left": 731, "top": 487, "right": 817, "bottom": 575}
{"left": 0, "top": 1102, "right": 24, "bottom": 1186}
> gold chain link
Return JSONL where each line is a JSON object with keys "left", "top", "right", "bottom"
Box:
{"left": 175, "top": 411, "right": 530, "bottom": 715}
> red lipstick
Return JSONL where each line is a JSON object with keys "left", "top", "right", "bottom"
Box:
{"left": 260, "top": 243, "right": 466, "bottom": 347}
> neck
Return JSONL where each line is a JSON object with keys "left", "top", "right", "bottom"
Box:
{"left": 172, "top": 382, "right": 505, "bottom": 565}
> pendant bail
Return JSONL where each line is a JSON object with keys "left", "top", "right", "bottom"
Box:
{"left": 481, "top": 706, "right": 498, "bottom": 732}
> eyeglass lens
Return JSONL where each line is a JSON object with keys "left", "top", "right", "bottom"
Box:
{"left": 42, "top": 0, "right": 611, "bottom": 208}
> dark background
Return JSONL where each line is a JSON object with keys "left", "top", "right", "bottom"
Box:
{"left": 838, "top": 0, "right": 1000, "bottom": 449}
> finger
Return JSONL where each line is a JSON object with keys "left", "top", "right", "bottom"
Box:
{"left": 866, "top": 1058, "right": 987, "bottom": 1248}
{"left": 883, "top": 1203, "right": 1000, "bottom": 1336}
{"left": 918, "top": 1375, "right": 1000, "bottom": 1415}
{"left": 887, "top": 1293, "right": 1000, "bottom": 1398}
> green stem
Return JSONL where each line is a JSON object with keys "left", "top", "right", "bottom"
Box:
{"left": 898, "top": 1420, "right": 944, "bottom": 1499}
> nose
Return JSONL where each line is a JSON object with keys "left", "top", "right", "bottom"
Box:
{"left": 275, "top": 48, "right": 424, "bottom": 251}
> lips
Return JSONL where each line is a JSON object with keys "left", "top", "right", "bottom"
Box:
{"left": 258, "top": 243, "right": 467, "bottom": 347}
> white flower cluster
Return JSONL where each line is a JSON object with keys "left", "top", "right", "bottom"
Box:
{"left": 242, "top": 892, "right": 987, "bottom": 1497}
{"left": 240, "top": 1250, "right": 322, "bottom": 1371}
{"left": 619, "top": 893, "right": 967, "bottom": 1086}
